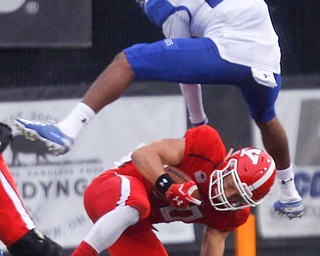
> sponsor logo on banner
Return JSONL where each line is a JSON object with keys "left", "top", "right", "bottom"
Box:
{"left": 0, "top": 96, "right": 190, "bottom": 248}
{"left": 253, "top": 89, "right": 320, "bottom": 238}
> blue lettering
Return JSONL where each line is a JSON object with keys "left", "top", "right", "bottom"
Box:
{"left": 295, "top": 171, "right": 320, "bottom": 198}
{"left": 295, "top": 173, "right": 310, "bottom": 197}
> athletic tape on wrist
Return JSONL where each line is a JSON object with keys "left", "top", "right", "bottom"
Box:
{"left": 155, "top": 173, "right": 174, "bottom": 194}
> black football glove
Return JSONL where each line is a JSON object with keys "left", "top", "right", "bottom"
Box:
{"left": 0, "top": 123, "right": 13, "bottom": 153}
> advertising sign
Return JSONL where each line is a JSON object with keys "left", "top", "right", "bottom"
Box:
{"left": 253, "top": 89, "right": 320, "bottom": 238}
{"left": 0, "top": 96, "right": 194, "bottom": 248}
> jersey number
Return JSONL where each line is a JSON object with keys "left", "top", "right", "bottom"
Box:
{"left": 160, "top": 205, "right": 203, "bottom": 222}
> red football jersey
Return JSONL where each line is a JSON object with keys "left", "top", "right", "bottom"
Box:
{"left": 115, "top": 125, "right": 250, "bottom": 232}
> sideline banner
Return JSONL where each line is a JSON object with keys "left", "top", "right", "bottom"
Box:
{"left": 0, "top": 96, "right": 192, "bottom": 248}
{"left": 0, "top": 0, "right": 92, "bottom": 47}
{"left": 253, "top": 89, "right": 320, "bottom": 238}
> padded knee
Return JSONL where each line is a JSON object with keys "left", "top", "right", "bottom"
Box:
{"left": 7, "top": 229, "right": 65, "bottom": 256}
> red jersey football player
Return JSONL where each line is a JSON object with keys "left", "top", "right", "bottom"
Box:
{"left": 0, "top": 123, "right": 64, "bottom": 256}
{"left": 72, "top": 125, "right": 276, "bottom": 256}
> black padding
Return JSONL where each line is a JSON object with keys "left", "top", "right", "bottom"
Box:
{"left": 0, "top": 123, "right": 13, "bottom": 153}
{"left": 8, "top": 229, "right": 65, "bottom": 256}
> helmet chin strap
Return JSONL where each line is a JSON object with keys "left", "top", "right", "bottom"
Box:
{"left": 223, "top": 145, "right": 235, "bottom": 162}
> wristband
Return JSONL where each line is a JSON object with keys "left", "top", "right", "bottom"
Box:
{"left": 155, "top": 173, "right": 174, "bottom": 194}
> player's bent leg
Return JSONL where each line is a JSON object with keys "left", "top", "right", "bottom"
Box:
{"left": 108, "top": 221, "right": 169, "bottom": 256}
{"left": 82, "top": 51, "right": 135, "bottom": 113}
{"left": 240, "top": 72, "right": 303, "bottom": 218}
{"left": 84, "top": 171, "right": 151, "bottom": 222}
{"left": 15, "top": 51, "right": 135, "bottom": 156}
{"left": 72, "top": 205, "right": 140, "bottom": 256}
{"left": 78, "top": 171, "right": 152, "bottom": 254}
{"left": 7, "top": 229, "right": 65, "bottom": 256}
{"left": 87, "top": 206, "right": 140, "bottom": 252}
{"left": 255, "top": 118, "right": 304, "bottom": 219}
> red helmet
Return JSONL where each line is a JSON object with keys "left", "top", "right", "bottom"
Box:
{"left": 209, "top": 147, "right": 276, "bottom": 211}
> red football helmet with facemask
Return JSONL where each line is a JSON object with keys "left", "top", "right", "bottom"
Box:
{"left": 209, "top": 147, "right": 276, "bottom": 211}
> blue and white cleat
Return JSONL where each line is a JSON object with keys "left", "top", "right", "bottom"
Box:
{"left": 273, "top": 200, "right": 304, "bottom": 219}
{"left": 15, "top": 118, "right": 73, "bottom": 156}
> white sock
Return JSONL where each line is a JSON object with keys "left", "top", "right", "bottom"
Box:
{"left": 277, "top": 164, "right": 301, "bottom": 203}
{"left": 84, "top": 205, "right": 139, "bottom": 252}
{"left": 57, "top": 102, "right": 96, "bottom": 139}
{"left": 179, "top": 83, "right": 207, "bottom": 124}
